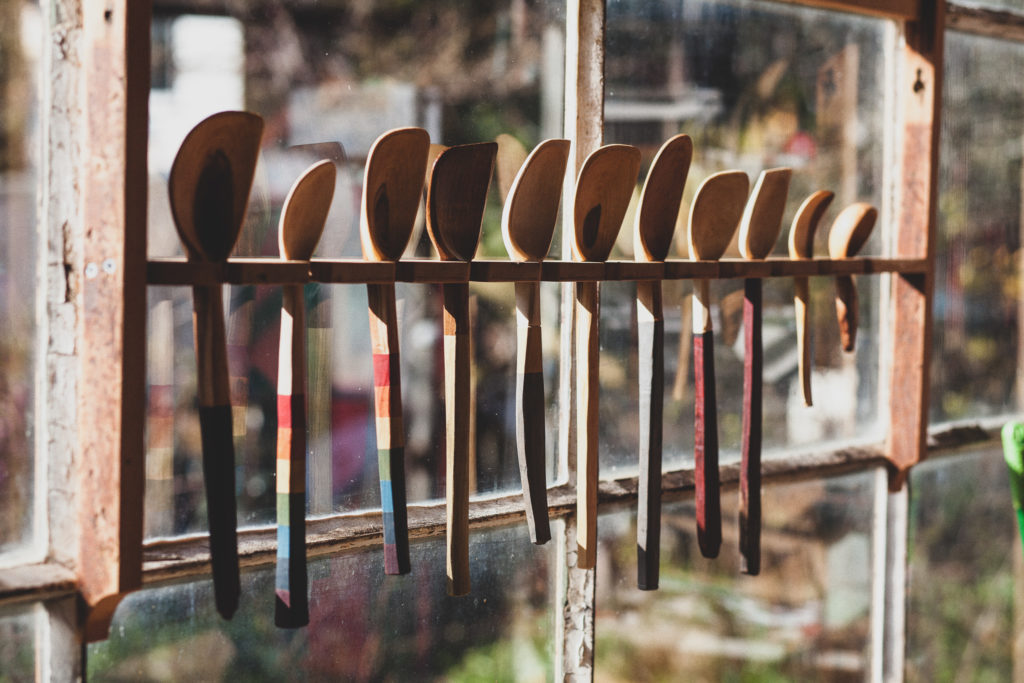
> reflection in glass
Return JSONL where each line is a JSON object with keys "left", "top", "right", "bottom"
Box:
{"left": 595, "top": 470, "right": 879, "bottom": 680}
{"left": 907, "top": 448, "right": 1016, "bottom": 681}
{"left": 145, "top": 2, "right": 565, "bottom": 536}
{"left": 933, "top": 31, "right": 1024, "bottom": 423}
{"left": 0, "top": 606, "right": 36, "bottom": 679}
{"left": 90, "top": 524, "right": 555, "bottom": 681}
{"left": 0, "top": 0, "right": 39, "bottom": 554}
{"left": 601, "top": 0, "right": 889, "bottom": 476}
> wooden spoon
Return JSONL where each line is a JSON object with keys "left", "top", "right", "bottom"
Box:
{"left": 168, "top": 110, "right": 263, "bottom": 619}
{"left": 426, "top": 141, "right": 498, "bottom": 596}
{"left": 359, "top": 127, "right": 431, "bottom": 576}
{"left": 572, "top": 143, "right": 642, "bottom": 570}
{"left": 737, "top": 167, "right": 792, "bottom": 576}
{"left": 828, "top": 202, "right": 878, "bottom": 352}
{"left": 686, "top": 170, "right": 749, "bottom": 560}
{"left": 633, "top": 134, "right": 692, "bottom": 590}
{"left": 500, "top": 138, "right": 571, "bottom": 545}
{"left": 275, "top": 159, "right": 335, "bottom": 628}
{"left": 787, "top": 190, "right": 835, "bottom": 406}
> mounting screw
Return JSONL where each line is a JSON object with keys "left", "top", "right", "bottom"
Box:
{"left": 102, "top": 259, "right": 117, "bottom": 274}
{"left": 85, "top": 263, "right": 99, "bottom": 279}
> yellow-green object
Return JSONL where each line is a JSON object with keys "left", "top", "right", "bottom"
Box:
{"left": 1001, "top": 422, "right": 1024, "bottom": 548}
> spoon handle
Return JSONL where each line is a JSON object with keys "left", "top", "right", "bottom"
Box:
{"left": 443, "top": 282, "right": 472, "bottom": 596}
{"left": 692, "top": 278, "right": 721, "bottom": 558}
{"left": 191, "top": 284, "right": 240, "bottom": 619}
{"left": 794, "top": 276, "right": 812, "bottom": 406}
{"left": 741, "top": 277, "right": 763, "bottom": 576}
{"left": 835, "top": 275, "right": 858, "bottom": 352}
{"left": 637, "top": 280, "right": 663, "bottom": 590}
{"left": 514, "top": 280, "right": 551, "bottom": 545}
{"left": 366, "top": 283, "right": 411, "bottom": 575}
{"left": 575, "top": 280, "right": 600, "bottom": 570}
{"left": 275, "top": 284, "right": 309, "bottom": 627}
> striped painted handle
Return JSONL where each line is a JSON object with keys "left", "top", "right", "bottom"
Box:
{"left": 575, "top": 280, "right": 599, "bottom": 570}
{"left": 366, "top": 283, "right": 411, "bottom": 575}
{"left": 192, "top": 285, "right": 240, "bottom": 619}
{"left": 741, "top": 277, "right": 763, "bottom": 576}
{"left": 692, "top": 278, "right": 721, "bottom": 559}
{"left": 794, "top": 276, "right": 812, "bottom": 406}
{"left": 514, "top": 281, "right": 551, "bottom": 545}
{"left": 275, "top": 284, "right": 309, "bottom": 627}
{"left": 443, "top": 283, "right": 472, "bottom": 596}
{"left": 637, "top": 280, "right": 663, "bottom": 590}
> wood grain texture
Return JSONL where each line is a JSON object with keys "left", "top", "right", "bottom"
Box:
{"left": 636, "top": 281, "right": 663, "bottom": 589}
{"left": 360, "top": 128, "right": 430, "bottom": 262}
{"left": 738, "top": 168, "right": 793, "bottom": 260}
{"left": 828, "top": 203, "right": 878, "bottom": 353}
{"left": 572, "top": 145, "right": 642, "bottom": 262}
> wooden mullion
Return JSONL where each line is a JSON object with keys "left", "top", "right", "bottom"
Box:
{"left": 771, "top": 0, "right": 919, "bottom": 20}
{"left": 78, "top": 0, "right": 150, "bottom": 642}
{"left": 887, "top": 2, "right": 944, "bottom": 489}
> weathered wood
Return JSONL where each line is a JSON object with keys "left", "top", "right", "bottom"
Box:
{"left": 947, "top": 3, "right": 1024, "bottom": 44}
{"left": 773, "top": 0, "right": 919, "bottom": 20}
{"left": 77, "top": 0, "right": 150, "bottom": 642}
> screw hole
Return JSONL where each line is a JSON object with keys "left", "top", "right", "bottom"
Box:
{"left": 913, "top": 68, "right": 925, "bottom": 93}
{"left": 103, "top": 9, "right": 112, "bottom": 22}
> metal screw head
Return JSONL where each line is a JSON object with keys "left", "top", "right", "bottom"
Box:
{"left": 85, "top": 262, "right": 99, "bottom": 279}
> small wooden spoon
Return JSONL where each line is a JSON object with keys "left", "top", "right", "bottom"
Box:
{"left": 738, "top": 167, "right": 792, "bottom": 577}
{"left": 633, "top": 134, "right": 692, "bottom": 590}
{"left": 572, "top": 143, "right": 642, "bottom": 570}
{"left": 828, "top": 202, "right": 878, "bottom": 352}
{"left": 686, "top": 170, "right": 749, "bottom": 560}
{"left": 501, "top": 138, "right": 571, "bottom": 546}
{"left": 787, "top": 191, "right": 835, "bottom": 406}
{"left": 426, "top": 141, "right": 498, "bottom": 596}
{"left": 359, "top": 127, "right": 431, "bottom": 576}
{"left": 168, "top": 110, "right": 263, "bottom": 619}
{"left": 275, "top": 159, "right": 335, "bottom": 628}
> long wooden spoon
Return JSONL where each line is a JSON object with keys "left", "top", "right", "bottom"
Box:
{"left": 828, "top": 202, "right": 878, "bottom": 352}
{"left": 686, "top": 170, "right": 749, "bottom": 560}
{"left": 633, "top": 134, "right": 692, "bottom": 590}
{"left": 168, "top": 110, "right": 263, "bottom": 619}
{"left": 572, "top": 144, "right": 642, "bottom": 570}
{"left": 501, "top": 138, "right": 571, "bottom": 545}
{"left": 360, "top": 127, "right": 431, "bottom": 575}
{"left": 426, "top": 141, "right": 497, "bottom": 596}
{"left": 787, "top": 190, "right": 834, "bottom": 406}
{"left": 737, "top": 167, "right": 792, "bottom": 576}
{"left": 275, "top": 159, "right": 335, "bottom": 628}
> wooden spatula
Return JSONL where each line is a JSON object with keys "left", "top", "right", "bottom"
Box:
{"left": 737, "top": 167, "right": 792, "bottom": 576}
{"left": 500, "top": 138, "right": 571, "bottom": 545}
{"left": 426, "top": 142, "right": 497, "bottom": 596}
{"left": 360, "top": 127, "right": 431, "bottom": 575}
{"left": 686, "top": 170, "right": 749, "bottom": 560}
{"left": 572, "top": 144, "right": 642, "bottom": 570}
{"left": 168, "top": 110, "right": 263, "bottom": 619}
{"left": 275, "top": 159, "right": 334, "bottom": 627}
{"left": 828, "top": 202, "right": 878, "bottom": 352}
{"left": 633, "top": 134, "right": 692, "bottom": 589}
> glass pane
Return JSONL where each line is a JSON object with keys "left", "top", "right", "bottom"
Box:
{"left": 0, "top": 605, "right": 38, "bottom": 679}
{"left": 145, "top": 2, "right": 566, "bottom": 536}
{"left": 933, "top": 31, "right": 1024, "bottom": 423}
{"left": 0, "top": 1, "right": 40, "bottom": 554}
{"left": 89, "top": 523, "right": 555, "bottom": 681}
{"left": 601, "top": 0, "right": 889, "bottom": 476}
{"left": 907, "top": 447, "right": 1016, "bottom": 681}
{"left": 595, "top": 469, "right": 880, "bottom": 680}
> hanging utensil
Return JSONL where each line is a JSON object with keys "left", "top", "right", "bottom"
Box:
{"left": 828, "top": 202, "right": 878, "bottom": 352}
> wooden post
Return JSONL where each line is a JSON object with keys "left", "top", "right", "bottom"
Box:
{"left": 887, "top": 2, "right": 944, "bottom": 490}
{"left": 77, "top": 0, "right": 150, "bottom": 641}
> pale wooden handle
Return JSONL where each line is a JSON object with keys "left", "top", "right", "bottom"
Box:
{"left": 575, "top": 281, "right": 599, "bottom": 569}
{"left": 691, "top": 278, "right": 720, "bottom": 559}
{"left": 636, "top": 280, "right": 663, "bottom": 589}
{"left": 514, "top": 281, "right": 550, "bottom": 545}
{"left": 794, "top": 276, "right": 812, "bottom": 406}
{"left": 443, "top": 283, "right": 472, "bottom": 595}
{"left": 741, "top": 278, "right": 763, "bottom": 576}
{"left": 367, "top": 283, "right": 411, "bottom": 575}
{"left": 836, "top": 275, "right": 858, "bottom": 352}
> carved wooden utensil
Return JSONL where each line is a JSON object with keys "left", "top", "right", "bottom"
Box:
{"left": 737, "top": 167, "right": 792, "bottom": 576}
{"left": 787, "top": 190, "right": 834, "bottom": 406}
{"left": 686, "top": 170, "right": 749, "bottom": 560}
{"left": 275, "top": 159, "right": 335, "bottom": 628}
{"left": 500, "top": 138, "right": 571, "bottom": 545}
{"left": 168, "top": 110, "right": 263, "bottom": 619}
{"left": 633, "top": 134, "right": 692, "bottom": 589}
{"left": 828, "top": 202, "right": 878, "bottom": 352}
{"left": 572, "top": 144, "right": 642, "bottom": 570}
{"left": 360, "top": 127, "right": 431, "bottom": 575}
{"left": 426, "top": 142, "right": 497, "bottom": 596}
